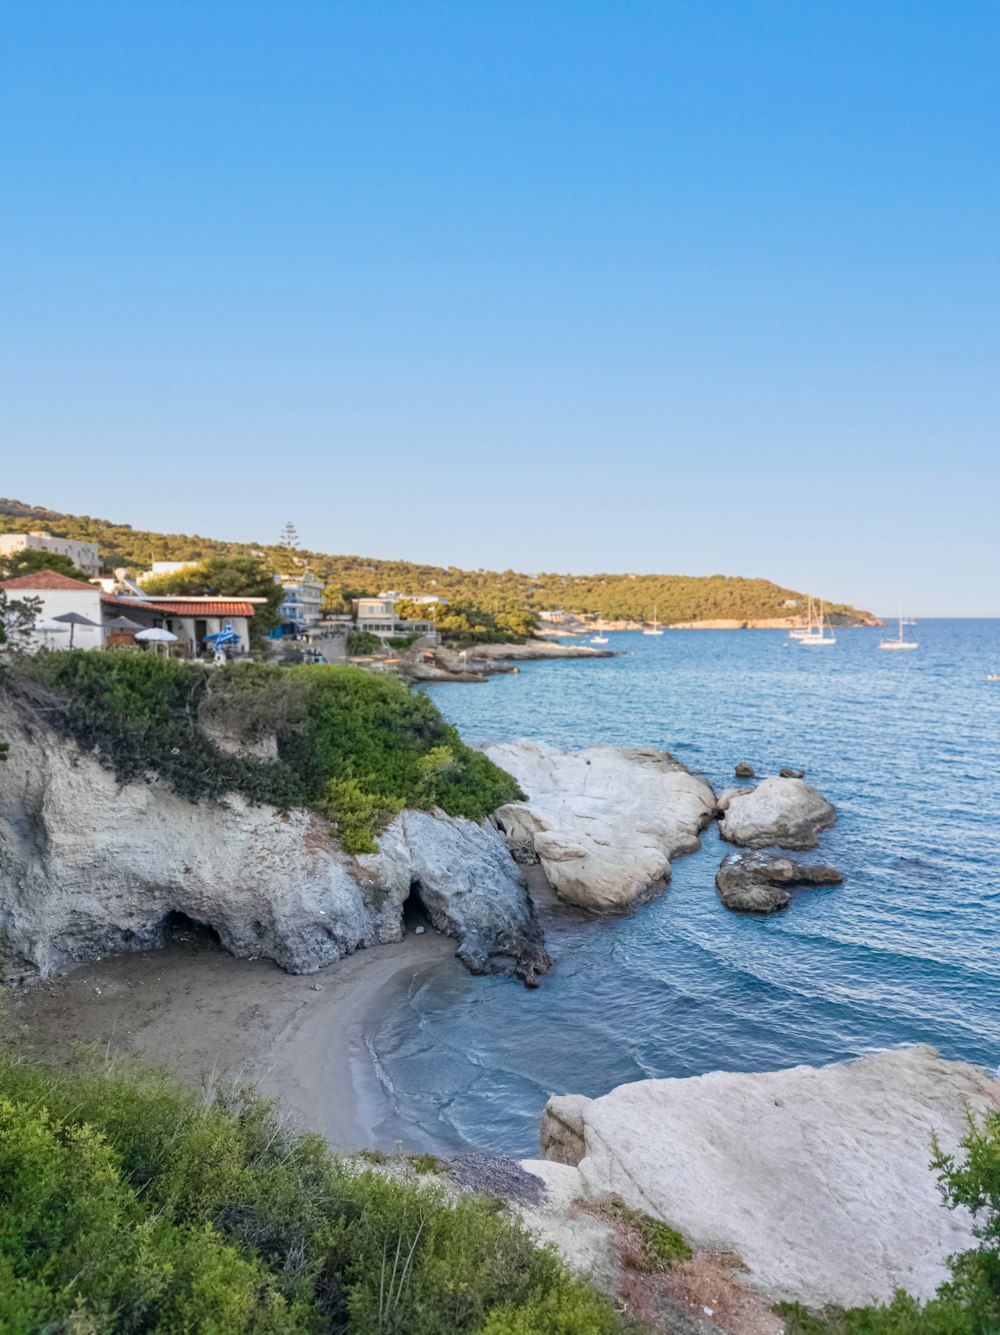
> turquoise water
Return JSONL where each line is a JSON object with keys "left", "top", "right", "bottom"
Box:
{"left": 367, "top": 622, "right": 1000, "bottom": 1156}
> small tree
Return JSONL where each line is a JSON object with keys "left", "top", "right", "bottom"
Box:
{"left": 0, "top": 548, "right": 90, "bottom": 582}
{"left": 141, "top": 555, "right": 284, "bottom": 646}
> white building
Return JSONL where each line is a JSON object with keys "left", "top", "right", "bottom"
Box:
{"left": 1, "top": 570, "right": 105, "bottom": 650}
{"left": 277, "top": 572, "right": 324, "bottom": 629}
{"left": 356, "top": 596, "right": 397, "bottom": 635}
{"left": 0, "top": 530, "right": 100, "bottom": 577}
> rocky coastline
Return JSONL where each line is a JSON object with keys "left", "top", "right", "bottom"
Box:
{"left": 5, "top": 687, "right": 994, "bottom": 1332}
{"left": 0, "top": 690, "right": 549, "bottom": 985}
{"left": 536, "top": 1045, "right": 1000, "bottom": 1310}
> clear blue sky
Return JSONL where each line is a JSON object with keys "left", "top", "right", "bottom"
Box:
{"left": 2, "top": 2, "right": 997, "bottom": 615}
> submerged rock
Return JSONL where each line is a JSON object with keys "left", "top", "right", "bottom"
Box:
{"left": 715, "top": 849, "right": 843, "bottom": 912}
{"left": 716, "top": 776, "right": 836, "bottom": 850}
{"left": 484, "top": 741, "right": 716, "bottom": 912}
{"left": 539, "top": 1046, "right": 1000, "bottom": 1309}
{"left": 0, "top": 695, "right": 548, "bottom": 983}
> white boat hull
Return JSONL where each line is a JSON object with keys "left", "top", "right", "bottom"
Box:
{"left": 799, "top": 637, "right": 836, "bottom": 647}
{"left": 880, "top": 642, "right": 918, "bottom": 651}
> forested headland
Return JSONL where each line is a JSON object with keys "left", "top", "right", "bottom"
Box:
{"left": 0, "top": 499, "right": 878, "bottom": 626}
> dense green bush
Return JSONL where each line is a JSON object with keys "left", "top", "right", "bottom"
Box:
{"left": 0, "top": 1051, "right": 625, "bottom": 1334}
{"left": 347, "top": 630, "right": 384, "bottom": 656}
{"left": 15, "top": 652, "right": 305, "bottom": 809}
{"left": 284, "top": 667, "right": 523, "bottom": 851}
{"left": 9, "top": 656, "right": 522, "bottom": 853}
{"left": 396, "top": 599, "right": 536, "bottom": 647}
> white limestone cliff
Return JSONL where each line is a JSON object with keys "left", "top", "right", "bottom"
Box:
{"left": 0, "top": 693, "right": 549, "bottom": 983}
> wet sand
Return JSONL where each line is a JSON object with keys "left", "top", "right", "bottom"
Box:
{"left": 3, "top": 927, "right": 457, "bottom": 1151}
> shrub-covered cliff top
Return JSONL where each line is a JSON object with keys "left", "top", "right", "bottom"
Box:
{"left": 0, "top": 499, "right": 878, "bottom": 624}
{"left": 9, "top": 654, "right": 522, "bottom": 853}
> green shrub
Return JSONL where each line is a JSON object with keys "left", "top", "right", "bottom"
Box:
{"left": 386, "top": 633, "right": 421, "bottom": 649}
{"left": 13, "top": 652, "right": 306, "bottom": 810}
{"left": 316, "top": 776, "right": 402, "bottom": 855}
{"left": 594, "top": 1195, "right": 692, "bottom": 1272}
{"left": 0, "top": 1051, "right": 625, "bottom": 1335}
{"left": 347, "top": 630, "right": 383, "bottom": 656}
{"left": 282, "top": 667, "right": 523, "bottom": 847}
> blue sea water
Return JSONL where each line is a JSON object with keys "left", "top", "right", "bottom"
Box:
{"left": 366, "top": 622, "right": 1000, "bottom": 1157}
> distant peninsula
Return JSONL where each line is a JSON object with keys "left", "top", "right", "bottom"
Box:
{"left": 0, "top": 498, "right": 880, "bottom": 627}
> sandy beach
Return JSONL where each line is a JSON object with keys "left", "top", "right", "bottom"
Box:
{"left": 3, "top": 924, "right": 458, "bottom": 1152}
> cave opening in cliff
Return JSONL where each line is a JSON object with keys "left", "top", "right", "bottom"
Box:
{"left": 160, "top": 910, "right": 222, "bottom": 950}
{"left": 402, "top": 880, "right": 433, "bottom": 934}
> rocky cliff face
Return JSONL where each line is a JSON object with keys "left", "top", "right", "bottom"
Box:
{"left": 0, "top": 694, "right": 549, "bottom": 983}
{"left": 538, "top": 1046, "right": 1000, "bottom": 1309}
{"left": 485, "top": 741, "right": 716, "bottom": 911}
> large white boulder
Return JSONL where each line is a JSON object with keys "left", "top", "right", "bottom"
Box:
{"left": 485, "top": 740, "right": 716, "bottom": 911}
{"left": 539, "top": 1046, "right": 1000, "bottom": 1309}
{"left": 0, "top": 695, "right": 548, "bottom": 982}
{"left": 717, "top": 776, "right": 836, "bottom": 850}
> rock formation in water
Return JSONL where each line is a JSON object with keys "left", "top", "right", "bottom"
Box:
{"left": 484, "top": 741, "right": 716, "bottom": 911}
{"left": 715, "top": 849, "right": 843, "bottom": 912}
{"left": 716, "top": 775, "right": 836, "bottom": 850}
{"left": 537, "top": 1045, "right": 1000, "bottom": 1309}
{"left": 0, "top": 693, "right": 549, "bottom": 983}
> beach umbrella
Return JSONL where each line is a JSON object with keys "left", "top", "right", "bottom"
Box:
{"left": 52, "top": 610, "right": 99, "bottom": 648}
{"left": 135, "top": 627, "right": 178, "bottom": 641}
{"left": 135, "top": 626, "right": 179, "bottom": 655}
{"left": 106, "top": 614, "right": 144, "bottom": 632}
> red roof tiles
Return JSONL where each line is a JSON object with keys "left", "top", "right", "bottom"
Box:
{"left": 100, "top": 595, "right": 255, "bottom": 617}
{"left": 145, "top": 601, "right": 256, "bottom": 618}
{"left": 0, "top": 570, "right": 97, "bottom": 592}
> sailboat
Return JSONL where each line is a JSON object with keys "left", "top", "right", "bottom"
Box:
{"left": 880, "top": 612, "right": 918, "bottom": 651}
{"left": 642, "top": 606, "right": 664, "bottom": 636}
{"left": 789, "top": 595, "right": 814, "bottom": 640}
{"left": 799, "top": 599, "right": 836, "bottom": 646}
{"left": 590, "top": 620, "right": 609, "bottom": 644}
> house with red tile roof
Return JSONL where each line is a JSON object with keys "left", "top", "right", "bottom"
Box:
{"left": 2, "top": 569, "right": 265, "bottom": 656}
{"left": 1, "top": 570, "right": 105, "bottom": 649}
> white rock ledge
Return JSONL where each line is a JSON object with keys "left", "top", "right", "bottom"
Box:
{"left": 539, "top": 1046, "right": 1000, "bottom": 1309}
{"left": 484, "top": 740, "right": 717, "bottom": 912}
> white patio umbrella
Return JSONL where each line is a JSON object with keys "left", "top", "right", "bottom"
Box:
{"left": 135, "top": 626, "right": 179, "bottom": 655}
{"left": 29, "top": 617, "right": 70, "bottom": 649}
{"left": 135, "top": 627, "right": 178, "bottom": 641}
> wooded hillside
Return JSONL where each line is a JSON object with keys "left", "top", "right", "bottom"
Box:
{"left": 0, "top": 499, "right": 878, "bottom": 624}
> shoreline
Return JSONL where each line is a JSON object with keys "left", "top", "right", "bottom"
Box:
{"left": 3, "top": 928, "right": 457, "bottom": 1152}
